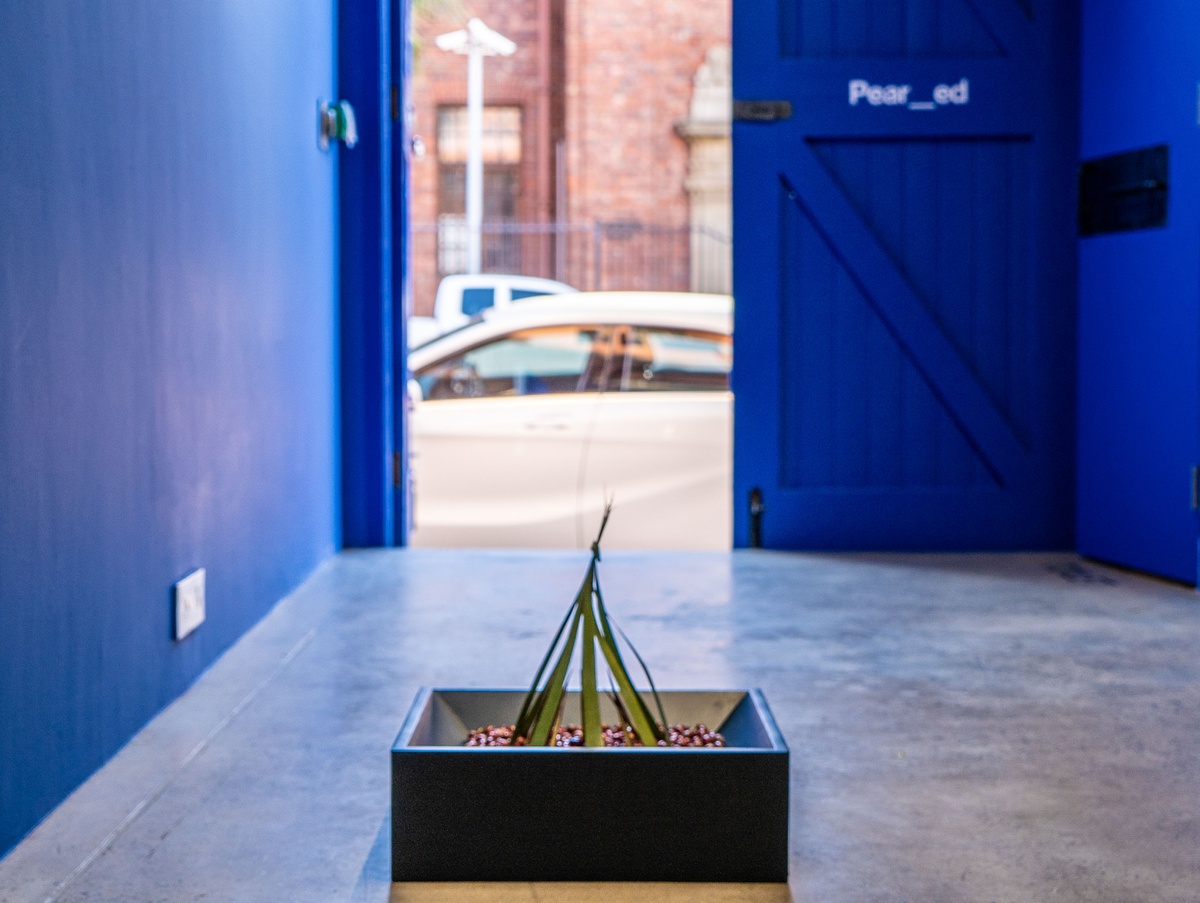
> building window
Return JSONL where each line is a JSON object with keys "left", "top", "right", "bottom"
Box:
{"left": 436, "top": 106, "right": 522, "bottom": 166}
{"left": 437, "top": 105, "right": 523, "bottom": 274}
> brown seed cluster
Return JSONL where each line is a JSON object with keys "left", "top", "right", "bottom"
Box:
{"left": 465, "top": 723, "right": 725, "bottom": 748}
{"left": 664, "top": 724, "right": 725, "bottom": 747}
{"left": 464, "top": 724, "right": 522, "bottom": 746}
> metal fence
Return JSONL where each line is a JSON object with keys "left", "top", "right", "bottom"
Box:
{"left": 408, "top": 219, "right": 731, "bottom": 316}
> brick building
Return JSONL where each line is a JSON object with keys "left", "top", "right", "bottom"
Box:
{"left": 408, "top": 0, "right": 731, "bottom": 316}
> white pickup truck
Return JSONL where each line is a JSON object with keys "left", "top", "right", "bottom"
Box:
{"left": 409, "top": 274, "right": 577, "bottom": 347}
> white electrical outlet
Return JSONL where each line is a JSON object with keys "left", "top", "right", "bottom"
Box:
{"left": 174, "top": 568, "right": 206, "bottom": 641}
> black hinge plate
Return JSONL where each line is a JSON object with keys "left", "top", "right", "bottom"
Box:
{"left": 1078, "top": 144, "right": 1169, "bottom": 236}
{"left": 733, "top": 100, "right": 793, "bottom": 122}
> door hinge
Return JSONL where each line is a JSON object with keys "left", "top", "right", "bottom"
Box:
{"left": 1191, "top": 465, "right": 1199, "bottom": 510}
{"left": 733, "top": 100, "right": 792, "bottom": 122}
{"left": 748, "top": 487, "right": 765, "bottom": 548}
{"left": 393, "top": 451, "right": 403, "bottom": 490}
{"left": 391, "top": 85, "right": 400, "bottom": 121}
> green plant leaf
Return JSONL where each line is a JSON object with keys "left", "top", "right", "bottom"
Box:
{"left": 581, "top": 603, "right": 602, "bottom": 746}
{"left": 609, "top": 615, "right": 670, "bottom": 736}
{"left": 592, "top": 573, "right": 666, "bottom": 742}
{"left": 513, "top": 498, "right": 668, "bottom": 748}
{"left": 594, "top": 624, "right": 659, "bottom": 745}
{"left": 514, "top": 587, "right": 583, "bottom": 739}
{"left": 527, "top": 607, "right": 583, "bottom": 745}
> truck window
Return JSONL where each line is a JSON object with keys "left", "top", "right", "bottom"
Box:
{"left": 461, "top": 287, "right": 495, "bottom": 317}
{"left": 511, "top": 289, "right": 550, "bottom": 302}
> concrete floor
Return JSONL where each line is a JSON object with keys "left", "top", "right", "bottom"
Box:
{"left": 1, "top": 550, "right": 1199, "bottom": 902}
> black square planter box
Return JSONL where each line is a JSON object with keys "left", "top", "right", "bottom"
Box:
{"left": 391, "top": 688, "right": 789, "bottom": 882}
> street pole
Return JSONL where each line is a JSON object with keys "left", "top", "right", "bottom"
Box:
{"left": 436, "top": 19, "right": 516, "bottom": 276}
{"left": 466, "top": 47, "right": 483, "bottom": 274}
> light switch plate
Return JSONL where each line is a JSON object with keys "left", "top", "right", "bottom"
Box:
{"left": 174, "top": 568, "right": 206, "bottom": 641}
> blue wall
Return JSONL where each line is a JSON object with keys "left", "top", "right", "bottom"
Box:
{"left": 1077, "top": 1, "right": 1200, "bottom": 583}
{"left": 0, "top": 2, "right": 340, "bottom": 855}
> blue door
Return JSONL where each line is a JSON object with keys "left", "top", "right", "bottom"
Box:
{"left": 732, "top": 1, "right": 1078, "bottom": 550}
{"left": 1076, "top": 2, "right": 1200, "bottom": 584}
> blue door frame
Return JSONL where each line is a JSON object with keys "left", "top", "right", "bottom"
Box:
{"left": 339, "top": 0, "right": 409, "bottom": 547}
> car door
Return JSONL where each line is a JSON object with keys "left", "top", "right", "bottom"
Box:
{"left": 579, "top": 325, "right": 732, "bottom": 549}
{"left": 409, "top": 323, "right": 612, "bottom": 546}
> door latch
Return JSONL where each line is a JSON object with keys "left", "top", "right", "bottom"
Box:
{"left": 319, "top": 99, "right": 358, "bottom": 151}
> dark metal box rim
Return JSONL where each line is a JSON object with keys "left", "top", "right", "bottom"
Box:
{"left": 393, "top": 686, "right": 788, "bottom": 751}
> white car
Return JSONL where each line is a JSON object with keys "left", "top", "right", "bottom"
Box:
{"left": 407, "top": 292, "right": 732, "bottom": 549}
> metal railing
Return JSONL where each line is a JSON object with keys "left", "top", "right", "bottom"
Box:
{"left": 408, "top": 219, "right": 731, "bottom": 316}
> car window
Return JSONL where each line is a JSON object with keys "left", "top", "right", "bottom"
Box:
{"left": 416, "top": 325, "right": 605, "bottom": 399}
{"left": 461, "top": 287, "right": 496, "bottom": 317}
{"left": 614, "top": 327, "right": 730, "bottom": 392}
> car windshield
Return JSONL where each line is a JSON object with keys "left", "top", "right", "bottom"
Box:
{"left": 416, "top": 325, "right": 604, "bottom": 399}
